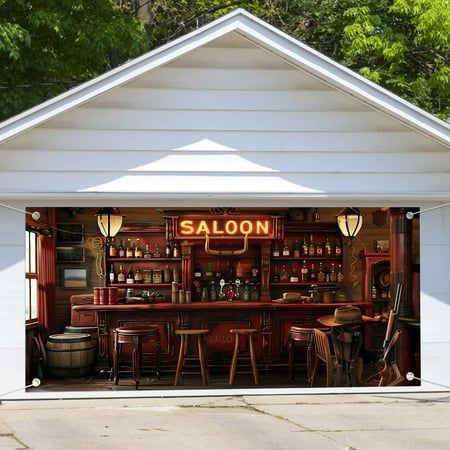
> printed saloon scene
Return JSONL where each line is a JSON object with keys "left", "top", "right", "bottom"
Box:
{"left": 24, "top": 206, "right": 420, "bottom": 392}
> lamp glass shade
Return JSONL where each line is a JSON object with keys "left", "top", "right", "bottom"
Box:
{"left": 96, "top": 208, "right": 123, "bottom": 238}
{"left": 337, "top": 208, "right": 363, "bottom": 238}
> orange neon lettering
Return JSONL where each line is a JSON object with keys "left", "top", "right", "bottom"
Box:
{"left": 196, "top": 220, "right": 211, "bottom": 235}
{"left": 240, "top": 220, "right": 252, "bottom": 234}
{"left": 225, "top": 220, "right": 238, "bottom": 234}
{"left": 256, "top": 220, "right": 270, "bottom": 235}
{"left": 212, "top": 220, "right": 224, "bottom": 235}
{"left": 179, "top": 220, "right": 194, "bottom": 234}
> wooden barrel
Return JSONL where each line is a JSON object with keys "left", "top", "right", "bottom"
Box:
{"left": 63, "top": 326, "right": 99, "bottom": 355}
{"left": 46, "top": 333, "right": 95, "bottom": 377}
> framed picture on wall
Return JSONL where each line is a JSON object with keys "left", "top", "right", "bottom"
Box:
{"left": 56, "top": 246, "right": 85, "bottom": 263}
{"left": 56, "top": 223, "right": 84, "bottom": 243}
{"left": 61, "top": 268, "right": 88, "bottom": 289}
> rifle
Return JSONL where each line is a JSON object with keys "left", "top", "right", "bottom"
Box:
{"left": 378, "top": 283, "right": 404, "bottom": 386}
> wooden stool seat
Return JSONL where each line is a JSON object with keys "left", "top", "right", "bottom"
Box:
{"left": 174, "top": 329, "right": 210, "bottom": 386}
{"left": 113, "top": 325, "right": 161, "bottom": 390}
{"left": 229, "top": 329, "right": 259, "bottom": 385}
{"left": 175, "top": 329, "right": 210, "bottom": 336}
{"left": 287, "top": 326, "right": 315, "bottom": 383}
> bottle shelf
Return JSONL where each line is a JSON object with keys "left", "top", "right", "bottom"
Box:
{"left": 107, "top": 257, "right": 181, "bottom": 262}
{"left": 107, "top": 283, "right": 173, "bottom": 288}
{"left": 271, "top": 282, "right": 341, "bottom": 286}
{"left": 271, "top": 256, "right": 341, "bottom": 260}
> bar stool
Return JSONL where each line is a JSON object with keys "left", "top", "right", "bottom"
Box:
{"left": 229, "top": 328, "right": 259, "bottom": 385}
{"left": 113, "top": 325, "right": 160, "bottom": 390}
{"left": 287, "top": 326, "right": 315, "bottom": 383}
{"left": 174, "top": 329, "right": 210, "bottom": 386}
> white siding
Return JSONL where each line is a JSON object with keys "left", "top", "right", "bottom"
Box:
{"left": 0, "top": 207, "right": 26, "bottom": 396}
{"left": 420, "top": 205, "right": 450, "bottom": 388}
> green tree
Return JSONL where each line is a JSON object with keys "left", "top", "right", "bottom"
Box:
{"left": 0, "top": 0, "right": 147, "bottom": 121}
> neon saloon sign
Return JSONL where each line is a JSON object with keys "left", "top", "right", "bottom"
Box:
{"left": 174, "top": 217, "right": 279, "bottom": 239}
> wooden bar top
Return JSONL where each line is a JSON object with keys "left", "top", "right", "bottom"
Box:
{"left": 73, "top": 301, "right": 366, "bottom": 311}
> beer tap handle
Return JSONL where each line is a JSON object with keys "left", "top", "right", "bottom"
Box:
{"left": 235, "top": 279, "right": 241, "bottom": 298}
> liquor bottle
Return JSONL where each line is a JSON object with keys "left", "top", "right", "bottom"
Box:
{"left": 126, "top": 238, "right": 134, "bottom": 258}
{"left": 215, "top": 260, "right": 222, "bottom": 280}
{"left": 134, "top": 238, "right": 143, "bottom": 258}
{"left": 172, "top": 242, "right": 181, "bottom": 258}
{"left": 308, "top": 234, "right": 315, "bottom": 257}
{"left": 163, "top": 265, "right": 172, "bottom": 283}
{"left": 316, "top": 240, "right": 323, "bottom": 257}
{"left": 282, "top": 240, "right": 290, "bottom": 257}
{"left": 251, "top": 284, "right": 259, "bottom": 301}
{"left": 118, "top": 240, "right": 125, "bottom": 258}
{"left": 289, "top": 264, "right": 299, "bottom": 283}
{"left": 210, "top": 281, "right": 217, "bottom": 301}
{"left": 201, "top": 286, "right": 209, "bottom": 302}
{"left": 324, "top": 266, "right": 331, "bottom": 282}
{"left": 108, "top": 238, "right": 117, "bottom": 257}
{"left": 153, "top": 243, "right": 162, "bottom": 258}
{"left": 242, "top": 281, "right": 250, "bottom": 301}
{"left": 165, "top": 241, "right": 171, "bottom": 258}
{"left": 205, "top": 263, "right": 214, "bottom": 279}
{"left": 293, "top": 240, "right": 300, "bottom": 258}
{"left": 109, "top": 264, "right": 116, "bottom": 284}
{"left": 280, "top": 264, "right": 288, "bottom": 281}
{"left": 225, "top": 260, "right": 234, "bottom": 280}
{"left": 173, "top": 266, "right": 180, "bottom": 283}
{"left": 317, "top": 262, "right": 325, "bottom": 282}
{"left": 335, "top": 239, "right": 342, "bottom": 256}
{"left": 117, "top": 265, "right": 126, "bottom": 283}
{"left": 272, "top": 264, "right": 280, "bottom": 282}
{"left": 143, "top": 244, "right": 152, "bottom": 259}
{"left": 126, "top": 267, "right": 134, "bottom": 284}
{"left": 226, "top": 284, "right": 235, "bottom": 302}
{"left": 251, "top": 260, "right": 259, "bottom": 279}
{"left": 329, "top": 263, "right": 337, "bottom": 282}
{"left": 194, "top": 264, "right": 202, "bottom": 279}
{"left": 337, "top": 264, "right": 344, "bottom": 283}
{"left": 272, "top": 241, "right": 280, "bottom": 257}
{"left": 324, "top": 237, "right": 332, "bottom": 256}
{"left": 310, "top": 263, "right": 317, "bottom": 282}
{"left": 236, "top": 260, "right": 243, "bottom": 278}
{"left": 134, "top": 269, "right": 143, "bottom": 283}
{"left": 301, "top": 260, "right": 309, "bottom": 281}
{"left": 302, "top": 236, "right": 309, "bottom": 256}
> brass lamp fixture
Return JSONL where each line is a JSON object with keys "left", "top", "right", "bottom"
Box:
{"left": 95, "top": 207, "right": 124, "bottom": 240}
{"left": 337, "top": 207, "right": 364, "bottom": 238}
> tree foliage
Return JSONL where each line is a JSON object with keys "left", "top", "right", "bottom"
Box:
{"left": 1, "top": 0, "right": 449, "bottom": 121}
{"left": 0, "top": 0, "right": 147, "bottom": 120}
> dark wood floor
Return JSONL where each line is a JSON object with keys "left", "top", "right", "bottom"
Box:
{"left": 32, "top": 362, "right": 381, "bottom": 392}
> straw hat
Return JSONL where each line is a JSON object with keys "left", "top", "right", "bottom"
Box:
{"left": 318, "top": 305, "right": 374, "bottom": 327}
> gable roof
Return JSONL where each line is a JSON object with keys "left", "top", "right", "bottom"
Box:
{"left": 0, "top": 8, "right": 448, "bottom": 146}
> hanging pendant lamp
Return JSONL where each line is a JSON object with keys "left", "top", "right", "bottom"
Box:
{"left": 336, "top": 207, "right": 364, "bottom": 238}
{"left": 95, "top": 207, "right": 124, "bottom": 239}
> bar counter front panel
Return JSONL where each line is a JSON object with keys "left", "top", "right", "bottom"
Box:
{"left": 73, "top": 302, "right": 369, "bottom": 375}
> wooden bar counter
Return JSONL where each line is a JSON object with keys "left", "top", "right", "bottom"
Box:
{"left": 73, "top": 301, "right": 369, "bottom": 376}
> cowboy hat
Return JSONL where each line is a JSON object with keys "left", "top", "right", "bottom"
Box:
{"left": 317, "top": 305, "right": 375, "bottom": 327}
